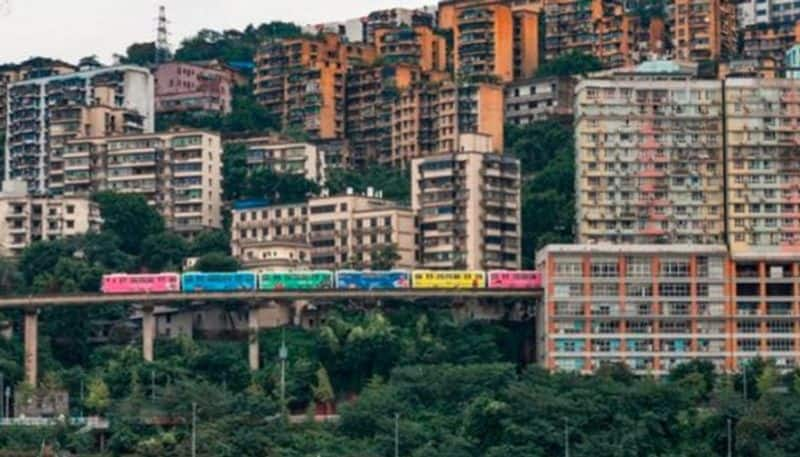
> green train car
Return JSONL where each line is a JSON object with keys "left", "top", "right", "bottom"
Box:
{"left": 258, "top": 271, "right": 334, "bottom": 290}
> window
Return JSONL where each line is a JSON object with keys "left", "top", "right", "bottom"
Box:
{"left": 591, "top": 261, "right": 618, "bottom": 277}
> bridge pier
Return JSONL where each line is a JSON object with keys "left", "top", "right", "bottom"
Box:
{"left": 141, "top": 305, "right": 155, "bottom": 363}
{"left": 24, "top": 309, "right": 38, "bottom": 387}
{"left": 248, "top": 304, "right": 260, "bottom": 371}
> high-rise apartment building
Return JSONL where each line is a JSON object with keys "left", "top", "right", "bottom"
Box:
{"left": 504, "top": 76, "right": 576, "bottom": 125}
{"left": 536, "top": 245, "right": 731, "bottom": 374}
{"left": 737, "top": 0, "right": 800, "bottom": 27}
{"left": 253, "top": 34, "right": 373, "bottom": 140}
{"left": 5, "top": 65, "right": 154, "bottom": 195}
{"left": 411, "top": 137, "right": 521, "bottom": 270}
{"left": 0, "top": 181, "right": 101, "bottom": 257}
{"left": 240, "top": 138, "right": 328, "bottom": 185}
{"left": 373, "top": 25, "right": 448, "bottom": 73}
{"left": 63, "top": 130, "right": 222, "bottom": 236}
{"left": 231, "top": 190, "right": 416, "bottom": 270}
{"left": 671, "top": 0, "right": 736, "bottom": 62}
{"left": 575, "top": 62, "right": 725, "bottom": 245}
{"left": 364, "top": 8, "right": 436, "bottom": 43}
{"left": 724, "top": 77, "right": 800, "bottom": 253}
{"left": 154, "top": 62, "right": 234, "bottom": 115}
{"left": 742, "top": 21, "right": 800, "bottom": 63}
{"left": 391, "top": 80, "right": 504, "bottom": 168}
{"left": 438, "top": 0, "right": 539, "bottom": 82}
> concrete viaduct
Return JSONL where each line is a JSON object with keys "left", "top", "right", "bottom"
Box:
{"left": 0, "top": 289, "right": 543, "bottom": 387}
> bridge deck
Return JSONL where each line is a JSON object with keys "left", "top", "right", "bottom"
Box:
{"left": 0, "top": 289, "right": 543, "bottom": 308}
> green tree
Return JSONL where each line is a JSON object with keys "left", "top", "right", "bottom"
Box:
{"left": 243, "top": 168, "right": 320, "bottom": 204}
{"left": 536, "top": 51, "right": 602, "bottom": 77}
{"left": 191, "top": 230, "right": 231, "bottom": 256}
{"left": 326, "top": 166, "right": 410, "bottom": 203}
{"left": 94, "top": 192, "right": 165, "bottom": 254}
{"left": 85, "top": 377, "right": 111, "bottom": 414}
{"left": 193, "top": 252, "right": 240, "bottom": 272}
{"left": 222, "top": 143, "right": 248, "bottom": 201}
{"left": 120, "top": 42, "right": 157, "bottom": 66}
{"left": 370, "top": 245, "right": 400, "bottom": 271}
{"left": 313, "top": 365, "right": 335, "bottom": 404}
{"left": 140, "top": 232, "right": 189, "bottom": 272}
{"left": 175, "top": 22, "right": 303, "bottom": 62}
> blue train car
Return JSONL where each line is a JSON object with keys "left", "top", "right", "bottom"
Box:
{"left": 335, "top": 270, "right": 411, "bottom": 290}
{"left": 181, "top": 272, "right": 257, "bottom": 292}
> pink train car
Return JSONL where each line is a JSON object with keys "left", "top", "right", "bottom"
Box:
{"left": 101, "top": 273, "right": 181, "bottom": 294}
{"left": 487, "top": 270, "right": 542, "bottom": 289}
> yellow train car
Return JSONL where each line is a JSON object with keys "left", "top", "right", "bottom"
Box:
{"left": 411, "top": 270, "right": 486, "bottom": 289}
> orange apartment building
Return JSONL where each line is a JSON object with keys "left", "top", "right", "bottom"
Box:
{"left": 671, "top": 0, "right": 736, "bottom": 62}
{"left": 390, "top": 80, "right": 504, "bottom": 168}
{"left": 742, "top": 21, "right": 800, "bottom": 63}
{"left": 253, "top": 34, "right": 371, "bottom": 139}
{"left": 373, "top": 25, "right": 448, "bottom": 73}
{"left": 438, "top": 0, "right": 539, "bottom": 82}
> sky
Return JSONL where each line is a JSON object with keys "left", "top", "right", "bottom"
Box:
{"left": 0, "top": 0, "right": 434, "bottom": 64}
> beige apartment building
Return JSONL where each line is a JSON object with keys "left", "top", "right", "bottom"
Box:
{"left": 231, "top": 190, "right": 415, "bottom": 271}
{"left": 725, "top": 77, "right": 800, "bottom": 253}
{"left": 63, "top": 130, "right": 222, "bottom": 236}
{"left": 575, "top": 62, "right": 726, "bottom": 245}
{"left": 239, "top": 138, "right": 327, "bottom": 185}
{"left": 411, "top": 136, "right": 521, "bottom": 270}
{"left": 0, "top": 181, "right": 101, "bottom": 257}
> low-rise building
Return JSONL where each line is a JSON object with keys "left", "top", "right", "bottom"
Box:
{"left": 63, "top": 130, "right": 223, "bottom": 237}
{"left": 0, "top": 181, "right": 101, "bottom": 257}
{"left": 231, "top": 190, "right": 416, "bottom": 270}
{"left": 154, "top": 61, "right": 234, "bottom": 115}
{"left": 241, "top": 138, "right": 327, "bottom": 185}
{"left": 504, "top": 76, "right": 575, "bottom": 125}
{"left": 411, "top": 137, "right": 521, "bottom": 270}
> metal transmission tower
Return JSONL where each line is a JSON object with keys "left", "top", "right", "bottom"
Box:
{"left": 155, "top": 5, "right": 172, "bottom": 64}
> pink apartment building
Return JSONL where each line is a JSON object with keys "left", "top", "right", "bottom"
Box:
{"left": 154, "top": 62, "right": 233, "bottom": 115}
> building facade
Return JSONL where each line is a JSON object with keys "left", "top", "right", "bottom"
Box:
{"left": 504, "top": 76, "right": 575, "bottom": 125}
{"left": 411, "top": 141, "right": 521, "bottom": 270}
{"left": 671, "top": 0, "right": 736, "bottom": 62}
{"left": 231, "top": 191, "right": 416, "bottom": 270}
{"left": 742, "top": 21, "right": 800, "bottom": 63}
{"left": 154, "top": 62, "right": 234, "bottom": 115}
{"left": 240, "top": 138, "right": 327, "bottom": 185}
{"left": 63, "top": 130, "right": 222, "bottom": 236}
{"left": 373, "top": 25, "right": 447, "bottom": 73}
{"left": 5, "top": 65, "right": 154, "bottom": 195}
{"left": 0, "top": 181, "right": 101, "bottom": 257}
{"left": 575, "top": 63, "right": 725, "bottom": 245}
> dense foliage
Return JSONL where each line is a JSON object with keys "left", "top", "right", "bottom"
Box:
{"left": 536, "top": 51, "right": 603, "bottom": 77}
{"left": 506, "top": 121, "right": 576, "bottom": 267}
{"left": 326, "top": 166, "right": 411, "bottom": 203}
{"left": 174, "top": 22, "right": 303, "bottom": 63}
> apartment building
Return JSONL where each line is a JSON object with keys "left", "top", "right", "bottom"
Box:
{"left": 536, "top": 245, "right": 731, "bottom": 375}
{"left": 154, "top": 62, "right": 234, "bottom": 115}
{"left": 231, "top": 190, "right": 416, "bottom": 270}
{"left": 390, "top": 81, "right": 504, "bottom": 167}
{"left": 504, "top": 76, "right": 575, "bottom": 125}
{"left": 240, "top": 137, "right": 327, "bottom": 184}
{"left": 364, "top": 8, "right": 436, "bottom": 43}
{"left": 5, "top": 65, "right": 154, "bottom": 195}
{"left": 719, "top": 57, "right": 779, "bottom": 79}
{"left": 411, "top": 139, "right": 521, "bottom": 270}
{"left": 575, "top": 62, "right": 725, "bottom": 245}
{"left": 724, "top": 77, "right": 800, "bottom": 253}
{"left": 787, "top": 44, "right": 800, "bottom": 78}
{"left": 373, "top": 25, "right": 448, "bottom": 73}
{"left": 0, "top": 181, "right": 101, "bottom": 257}
{"left": 253, "top": 34, "right": 372, "bottom": 140}
{"left": 738, "top": 0, "right": 800, "bottom": 27}
{"left": 346, "top": 64, "right": 420, "bottom": 166}
{"left": 438, "top": 0, "right": 539, "bottom": 82}
{"left": 63, "top": 130, "right": 222, "bottom": 236}
{"left": 671, "top": 0, "right": 736, "bottom": 62}
{"left": 742, "top": 21, "right": 800, "bottom": 63}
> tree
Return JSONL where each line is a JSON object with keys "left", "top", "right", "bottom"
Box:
{"left": 370, "top": 245, "right": 400, "bottom": 271}
{"left": 313, "top": 365, "right": 335, "bottom": 404}
{"left": 120, "top": 42, "right": 157, "bottom": 66}
{"left": 505, "top": 120, "right": 572, "bottom": 175}
{"left": 140, "top": 232, "right": 189, "bottom": 272}
{"left": 242, "top": 168, "right": 320, "bottom": 204}
{"left": 191, "top": 230, "right": 230, "bottom": 256}
{"left": 222, "top": 143, "right": 248, "bottom": 201}
{"left": 193, "top": 252, "right": 240, "bottom": 272}
{"left": 94, "top": 192, "right": 165, "bottom": 254}
{"left": 0, "top": 259, "right": 22, "bottom": 295}
{"left": 85, "top": 377, "right": 111, "bottom": 414}
{"left": 536, "top": 51, "right": 602, "bottom": 77}
{"left": 326, "top": 166, "right": 410, "bottom": 203}
{"left": 175, "top": 22, "right": 303, "bottom": 63}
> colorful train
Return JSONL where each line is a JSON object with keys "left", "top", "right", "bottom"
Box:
{"left": 100, "top": 270, "right": 542, "bottom": 294}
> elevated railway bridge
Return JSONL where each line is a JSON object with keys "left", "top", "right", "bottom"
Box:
{"left": 0, "top": 289, "right": 543, "bottom": 387}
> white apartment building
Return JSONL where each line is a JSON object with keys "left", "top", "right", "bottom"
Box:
{"left": 241, "top": 138, "right": 327, "bottom": 185}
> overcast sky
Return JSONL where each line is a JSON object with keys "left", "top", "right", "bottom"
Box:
{"left": 0, "top": 0, "right": 434, "bottom": 64}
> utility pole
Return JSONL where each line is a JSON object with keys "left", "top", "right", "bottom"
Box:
{"left": 564, "top": 418, "right": 570, "bottom": 457}
{"left": 191, "top": 402, "right": 197, "bottom": 457}
{"left": 727, "top": 417, "right": 733, "bottom": 457}
{"left": 279, "top": 329, "right": 287, "bottom": 412}
{"left": 394, "top": 413, "right": 400, "bottom": 457}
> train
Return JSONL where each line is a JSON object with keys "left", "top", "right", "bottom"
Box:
{"left": 100, "top": 270, "right": 542, "bottom": 294}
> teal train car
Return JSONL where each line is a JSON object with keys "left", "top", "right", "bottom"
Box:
{"left": 258, "top": 271, "right": 334, "bottom": 290}
{"left": 181, "top": 272, "right": 257, "bottom": 292}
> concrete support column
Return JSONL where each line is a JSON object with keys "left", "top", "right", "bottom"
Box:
{"left": 23, "top": 309, "right": 38, "bottom": 387}
{"left": 248, "top": 305, "right": 260, "bottom": 371}
{"left": 142, "top": 306, "right": 155, "bottom": 363}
